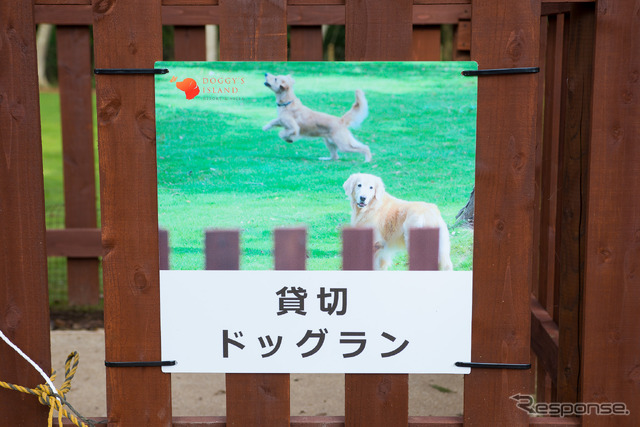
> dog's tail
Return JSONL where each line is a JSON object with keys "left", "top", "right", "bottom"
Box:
{"left": 341, "top": 89, "right": 368, "bottom": 129}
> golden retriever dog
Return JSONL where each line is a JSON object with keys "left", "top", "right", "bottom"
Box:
{"left": 343, "top": 173, "right": 454, "bottom": 271}
{"left": 263, "top": 73, "right": 372, "bottom": 162}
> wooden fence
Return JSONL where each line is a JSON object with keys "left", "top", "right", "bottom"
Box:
{"left": 1, "top": 0, "right": 639, "bottom": 426}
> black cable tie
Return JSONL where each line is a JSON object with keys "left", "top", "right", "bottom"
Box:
{"left": 94, "top": 68, "right": 169, "bottom": 75}
{"left": 461, "top": 67, "right": 540, "bottom": 77}
{"left": 455, "top": 361, "right": 531, "bottom": 370}
{"left": 105, "top": 360, "right": 176, "bottom": 368}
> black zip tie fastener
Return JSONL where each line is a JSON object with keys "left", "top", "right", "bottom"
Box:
{"left": 455, "top": 361, "right": 531, "bottom": 370}
{"left": 462, "top": 67, "right": 540, "bottom": 77}
{"left": 105, "top": 360, "right": 176, "bottom": 368}
{"left": 94, "top": 68, "right": 169, "bottom": 75}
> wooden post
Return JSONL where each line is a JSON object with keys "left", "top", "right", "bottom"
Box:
{"left": 535, "top": 13, "right": 564, "bottom": 403}
{"left": 0, "top": 2, "right": 52, "bottom": 425}
{"left": 215, "top": 3, "right": 290, "bottom": 424}
{"left": 581, "top": 1, "right": 640, "bottom": 425}
{"left": 344, "top": 2, "right": 412, "bottom": 425}
{"left": 465, "top": 1, "right": 540, "bottom": 425}
{"left": 207, "top": 229, "right": 305, "bottom": 426}
{"left": 92, "top": 1, "right": 172, "bottom": 425}
{"left": 218, "top": 0, "right": 287, "bottom": 61}
{"left": 345, "top": 0, "right": 413, "bottom": 61}
{"left": 56, "top": 25, "right": 100, "bottom": 306}
{"left": 554, "top": 5, "right": 595, "bottom": 404}
{"left": 342, "top": 228, "right": 409, "bottom": 426}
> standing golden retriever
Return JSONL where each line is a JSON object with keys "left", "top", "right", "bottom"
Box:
{"left": 263, "top": 73, "right": 372, "bottom": 162}
{"left": 343, "top": 173, "right": 454, "bottom": 271}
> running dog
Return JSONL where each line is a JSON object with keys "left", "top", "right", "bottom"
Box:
{"left": 263, "top": 73, "right": 372, "bottom": 162}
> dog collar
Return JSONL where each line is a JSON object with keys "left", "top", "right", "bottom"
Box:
{"left": 277, "top": 100, "right": 293, "bottom": 107}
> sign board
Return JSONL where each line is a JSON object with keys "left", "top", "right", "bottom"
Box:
{"left": 154, "top": 61, "right": 477, "bottom": 374}
{"left": 160, "top": 270, "right": 472, "bottom": 374}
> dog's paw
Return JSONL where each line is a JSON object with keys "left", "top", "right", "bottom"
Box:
{"left": 319, "top": 156, "right": 338, "bottom": 161}
{"left": 262, "top": 124, "right": 272, "bottom": 131}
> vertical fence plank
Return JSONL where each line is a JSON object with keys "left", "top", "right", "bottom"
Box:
{"left": 345, "top": 0, "right": 412, "bottom": 61}
{"left": 538, "top": 13, "right": 564, "bottom": 324}
{"left": 216, "top": 4, "right": 290, "bottom": 424}
{"left": 92, "top": 1, "right": 171, "bottom": 425}
{"left": 212, "top": 229, "right": 303, "bottom": 426}
{"left": 218, "top": 0, "right": 287, "bottom": 61}
{"left": 465, "top": 1, "right": 540, "bottom": 425}
{"left": 0, "top": 2, "right": 52, "bottom": 425}
{"left": 581, "top": 1, "right": 640, "bottom": 425}
{"left": 289, "top": 26, "right": 324, "bottom": 61}
{"left": 535, "top": 13, "right": 564, "bottom": 404}
{"left": 412, "top": 26, "right": 441, "bottom": 61}
{"left": 344, "top": 2, "right": 412, "bottom": 424}
{"left": 174, "top": 26, "right": 207, "bottom": 61}
{"left": 343, "top": 228, "right": 408, "bottom": 426}
{"left": 554, "top": 5, "right": 595, "bottom": 404}
{"left": 56, "top": 25, "right": 100, "bottom": 306}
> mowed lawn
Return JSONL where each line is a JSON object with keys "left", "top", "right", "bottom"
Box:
{"left": 155, "top": 61, "right": 477, "bottom": 271}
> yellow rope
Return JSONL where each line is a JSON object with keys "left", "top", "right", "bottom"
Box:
{"left": 0, "top": 351, "right": 96, "bottom": 427}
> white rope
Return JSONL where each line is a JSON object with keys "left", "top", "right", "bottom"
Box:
{"left": 0, "top": 328, "right": 61, "bottom": 402}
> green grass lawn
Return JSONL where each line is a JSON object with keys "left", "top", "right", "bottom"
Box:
{"left": 156, "top": 61, "right": 476, "bottom": 271}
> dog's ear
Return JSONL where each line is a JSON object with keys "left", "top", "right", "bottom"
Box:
{"left": 373, "top": 176, "right": 385, "bottom": 198}
{"left": 343, "top": 174, "right": 357, "bottom": 196}
{"left": 280, "top": 75, "right": 294, "bottom": 91}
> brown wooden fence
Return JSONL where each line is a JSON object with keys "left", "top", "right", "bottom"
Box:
{"left": 1, "top": 0, "right": 639, "bottom": 426}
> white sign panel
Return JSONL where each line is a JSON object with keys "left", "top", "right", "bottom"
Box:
{"left": 160, "top": 270, "right": 472, "bottom": 374}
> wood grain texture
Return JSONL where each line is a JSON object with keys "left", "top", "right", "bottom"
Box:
{"left": 0, "top": 2, "right": 52, "bottom": 425}
{"left": 530, "top": 296, "right": 559, "bottom": 386}
{"left": 535, "top": 14, "right": 564, "bottom": 404}
{"left": 581, "top": 1, "right": 640, "bottom": 425}
{"left": 345, "top": 0, "right": 413, "bottom": 61}
{"left": 343, "top": 4, "right": 412, "bottom": 422}
{"left": 289, "top": 26, "right": 324, "bottom": 61}
{"left": 92, "top": 0, "right": 172, "bottom": 425}
{"left": 218, "top": 0, "right": 287, "bottom": 61}
{"left": 287, "top": 5, "right": 345, "bottom": 25}
{"left": 210, "top": 229, "right": 299, "bottom": 426}
{"left": 57, "top": 26, "right": 100, "bottom": 305}
{"left": 539, "top": 14, "right": 564, "bottom": 320}
{"left": 174, "top": 26, "right": 207, "bottom": 61}
{"left": 553, "top": 5, "right": 595, "bottom": 404}
{"left": 214, "top": 4, "right": 289, "bottom": 422}
{"left": 34, "top": 5, "right": 93, "bottom": 25}
{"left": 46, "top": 228, "right": 102, "bottom": 257}
{"left": 412, "top": 26, "right": 442, "bottom": 61}
{"left": 465, "top": 1, "right": 541, "bottom": 425}
{"left": 342, "top": 228, "right": 408, "bottom": 427}
{"left": 413, "top": 4, "right": 471, "bottom": 25}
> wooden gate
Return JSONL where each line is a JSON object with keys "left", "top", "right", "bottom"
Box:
{"left": 1, "top": 1, "right": 638, "bottom": 426}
